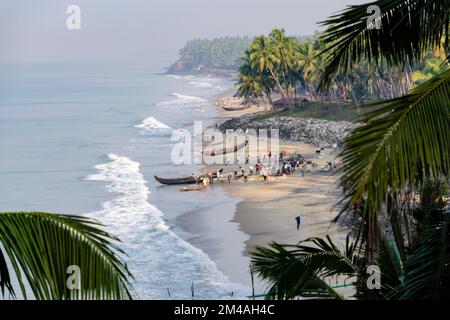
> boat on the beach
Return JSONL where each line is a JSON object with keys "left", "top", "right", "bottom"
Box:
{"left": 155, "top": 170, "right": 222, "bottom": 185}
{"left": 221, "top": 105, "right": 250, "bottom": 112}
{"left": 205, "top": 140, "right": 249, "bottom": 156}
{"left": 179, "top": 185, "right": 208, "bottom": 192}
{"left": 154, "top": 175, "right": 198, "bottom": 185}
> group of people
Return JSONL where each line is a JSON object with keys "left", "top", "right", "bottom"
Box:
{"left": 209, "top": 151, "right": 312, "bottom": 184}
{"left": 195, "top": 149, "right": 338, "bottom": 188}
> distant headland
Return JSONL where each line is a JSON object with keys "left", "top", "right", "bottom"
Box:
{"left": 166, "top": 36, "right": 252, "bottom": 77}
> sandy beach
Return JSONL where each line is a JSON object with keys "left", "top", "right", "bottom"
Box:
{"left": 215, "top": 103, "right": 348, "bottom": 251}
{"left": 175, "top": 100, "right": 350, "bottom": 296}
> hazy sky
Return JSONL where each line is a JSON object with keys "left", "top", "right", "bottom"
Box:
{"left": 0, "top": 0, "right": 368, "bottom": 63}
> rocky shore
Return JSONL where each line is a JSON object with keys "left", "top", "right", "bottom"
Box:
{"left": 218, "top": 115, "right": 358, "bottom": 148}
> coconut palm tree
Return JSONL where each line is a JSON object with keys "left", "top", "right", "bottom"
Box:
{"left": 252, "top": 214, "right": 450, "bottom": 300}
{"left": 269, "top": 29, "right": 298, "bottom": 108}
{"left": 236, "top": 51, "right": 274, "bottom": 107}
{"left": 321, "top": 0, "right": 450, "bottom": 253}
{"left": 249, "top": 36, "right": 291, "bottom": 108}
{"left": 297, "top": 41, "right": 321, "bottom": 99}
{"left": 251, "top": 235, "right": 362, "bottom": 300}
{"left": 0, "top": 212, "right": 133, "bottom": 299}
{"left": 250, "top": 0, "right": 450, "bottom": 300}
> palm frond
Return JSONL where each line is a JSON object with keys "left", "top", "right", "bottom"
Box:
{"left": 250, "top": 236, "right": 359, "bottom": 300}
{"left": 0, "top": 249, "right": 14, "bottom": 297}
{"left": 337, "top": 69, "right": 450, "bottom": 241}
{"left": 319, "top": 0, "right": 450, "bottom": 89}
{"left": 396, "top": 218, "right": 450, "bottom": 299}
{"left": 0, "top": 212, "right": 133, "bottom": 300}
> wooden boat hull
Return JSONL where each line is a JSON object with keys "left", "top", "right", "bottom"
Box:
{"left": 154, "top": 175, "right": 197, "bottom": 185}
{"left": 222, "top": 105, "right": 250, "bottom": 112}
{"left": 155, "top": 171, "right": 221, "bottom": 185}
{"left": 205, "top": 140, "right": 248, "bottom": 157}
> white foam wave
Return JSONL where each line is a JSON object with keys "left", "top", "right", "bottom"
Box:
{"left": 158, "top": 93, "right": 207, "bottom": 107}
{"left": 134, "top": 117, "right": 172, "bottom": 136}
{"left": 85, "top": 154, "right": 250, "bottom": 299}
{"left": 189, "top": 81, "right": 214, "bottom": 88}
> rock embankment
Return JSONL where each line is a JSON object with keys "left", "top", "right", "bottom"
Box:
{"left": 218, "top": 116, "right": 358, "bottom": 148}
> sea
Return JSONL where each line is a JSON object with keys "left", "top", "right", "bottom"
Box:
{"left": 0, "top": 59, "right": 251, "bottom": 299}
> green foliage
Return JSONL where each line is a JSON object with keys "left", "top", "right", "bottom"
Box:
{"left": 339, "top": 68, "right": 450, "bottom": 224}
{"left": 250, "top": 0, "right": 450, "bottom": 300}
{"left": 413, "top": 54, "right": 449, "bottom": 85}
{"left": 395, "top": 219, "right": 450, "bottom": 299}
{"left": 255, "top": 102, "right": 366, "bottom": 122}
{"left": 414, "top": 178, "right": 449, "bottom": 224}
{"left": 251, "top": 217, "right": 450, "bottom": 300}
{"left": 318, "top": 0, "right": 449, "bottom": 89}
{"left": 236, "top": 29, "right": 306, "bottom": 109}
{"left": 251, "top": 236, "right": 360, "bottom": 300}
{"left": 235, "top": 29, "right": 427, "bottom": 108}
{"left": 0, "top": 212, "right": 133, "bottom": 300}
{"left": 179, "top": 36, "right": 252, "bottom": 68}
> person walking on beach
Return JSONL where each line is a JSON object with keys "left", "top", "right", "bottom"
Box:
{"left": 295, "top": 214, "right": 301, "bottom": 230}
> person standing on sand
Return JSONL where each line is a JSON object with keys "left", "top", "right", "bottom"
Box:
{"left": 295, "top": 214, "right": 301, "bottom": 230}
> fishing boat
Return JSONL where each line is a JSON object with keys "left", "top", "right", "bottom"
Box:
{"left": 205, "top": 140, "right": 248, "bottom": 157}
{"left": 179, "top": 185, "right": 208, "bottom": 192}
{"left": 154, "top": 175, "right": 198, "bottom": 185}
{"left": 222, "top": 105, "right": 250, "bottom": 112}
{"left": 154, "top": 170, "right": 222, "bottom": 186}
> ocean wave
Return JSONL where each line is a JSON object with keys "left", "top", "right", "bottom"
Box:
{"left": 158, "top": 93, "right": 207, "bottom": 107}
{"left": 189, "top": 81, "right": 214, "bottom": 88}
{"left": 85, "top": 154, "right": 250, "bottom": 299}
{"left": 134, "top": 117, "right": 172, "bottom": 136}
{"left": 167, "top": 75, "right": 195, "bottom": 80}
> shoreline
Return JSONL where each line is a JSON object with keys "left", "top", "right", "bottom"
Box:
{"left": 174, "top": 87, "right": 349, "bottom": 296}
{"left": 213, "top": 93, "right": 348, "bottom": 253}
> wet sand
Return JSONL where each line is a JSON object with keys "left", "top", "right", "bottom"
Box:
{"left": 176, "top": 98, "right": 350, "bottom": 296}
{"left": 219, "top": 143, "right": 347, "bottom": 254}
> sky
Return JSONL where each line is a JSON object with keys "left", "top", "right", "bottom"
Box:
{"left": 0, "top": 0, "right": 368, "bottom": 63}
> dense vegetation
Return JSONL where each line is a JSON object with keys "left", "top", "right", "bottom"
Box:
{"left": 255, "top": 102, "right": 366, "bottom": 123}
{"left": 236, "top": 29, "right": 448, "bottom": 109}
{"left": 2, "top": 0, "right": 448, "bottom": 302}
{"left": 178, "top": 36, "right": 252, "bottom": 68}
{"left": 0, "top": 212, "right": 132, "bottom": 299}
{"left": 250, "top": 0, "right": 450, "bottom": 300}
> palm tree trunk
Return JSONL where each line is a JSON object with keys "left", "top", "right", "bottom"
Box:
{"left": 268, "top": 68, "right": 291, "bottom": 109}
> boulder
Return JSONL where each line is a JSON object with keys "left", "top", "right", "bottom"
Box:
{"left": 218, "top": 116, "right": 358, "bottom": 148}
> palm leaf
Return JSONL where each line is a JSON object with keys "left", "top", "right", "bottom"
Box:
{"left": 250, "top": 236, "right": 360, "bottom": 300}
{"left": 396, "top": 218, "right": 450, "bottom": 299}
{"left": 318, "top": 0, "right": 450, "bottom": 89}
{"left": 337, "top": 68, "right": 450, "bottom": 246}
{"left": 0, "top": 212, "right": 133, "bottom": 300}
